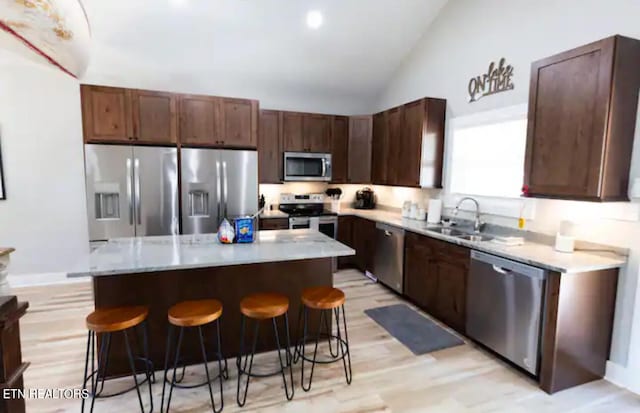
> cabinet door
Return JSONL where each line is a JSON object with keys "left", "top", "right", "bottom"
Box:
{"left": 131, "top": 90, "right": 177, "bottom": 144}
{"left": 348, "top": 116, "right": 373, "bottom": 184}
{"left": 352, "top": 217, "right": 376, "bottom": 272}
{"left": 282, "top": 112, "right": 305, "bottom": 152}
{"left": 371, "top": 111, "right": 389, "bottom": 185}
{"left": 404, "top": 233, "right": 438, "bottom": 313}
{"left": 524, "top": 38, "right": 615, "bottom": 199}
{"left": 179, "top": 95, "right": 221, "bottom": 146}
{"left": 331, "top": 116, "right": 349, "bottom": 184}
{"left": 422, "top": 99, "right": 446, "bottom": 188}
{"left": 433, "top": 259, "right": 467, "bottom": 333}
{"left": 259, "top": 218, "right": 289, "bottom": 230}
{"left": 81, "top": 85, "right": 132, "bottom": 143}
{"left": 397, "top": 99, "right": 425, "bottom": 187}
{"left": 304, "top": 114, "right": 331, "bottom": 153}
{"left": 337, "top": 216, "right": 354, "bottom": 268}
{"left": 386, "top": 107, "right": 403, "bottom": 186}
{"left": 258, "top": 110, "right": 281, "bottom": 184}
{"left": 220, "top": 98, "right": 258, "bottom": 148}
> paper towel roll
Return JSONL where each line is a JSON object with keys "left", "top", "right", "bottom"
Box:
{"left": 427, "top": 199, "right": 443, "bottom": 224}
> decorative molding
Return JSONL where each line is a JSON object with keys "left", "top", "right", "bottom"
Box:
{"left": 468, "top": 58, "right": 515, "bottom": 102}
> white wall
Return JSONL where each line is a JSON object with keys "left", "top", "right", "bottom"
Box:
{"left": 375, "top": 0, "right": 640, "bottom": 392}
{"left": 0, "top": 50, "right": 90, "bottom": 276}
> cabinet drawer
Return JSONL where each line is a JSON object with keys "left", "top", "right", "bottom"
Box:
{"left": 259, "top": 218, "right": 289, "bottom": 230}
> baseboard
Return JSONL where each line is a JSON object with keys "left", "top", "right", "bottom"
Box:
{"left": 8, "top": 272, "right": 89, "bottom": 288}
{"left": 606, "top": 361, "right": 640, "bottom": 395}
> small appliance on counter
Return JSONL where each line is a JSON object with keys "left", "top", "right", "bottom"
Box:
{"left": 326, "top": 188, "right": 343, "bottom": 213}
{"left": 427, "top": 199, "right": 443, "bottom": 224}
{"left": 354, "top": 187, "right": 376, "bottom": 209}
{"left": 555, "top": 220, "right": 576, "bottom": 253}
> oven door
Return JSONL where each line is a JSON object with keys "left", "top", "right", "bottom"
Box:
{"left": 284, "top": 152, "right": 332, "bottom": 182}
{"left": 289, "top": 217, "right": 310, "bottom": 230}
{"left": 318, "top": 217, "right": 337, "bottom": 239}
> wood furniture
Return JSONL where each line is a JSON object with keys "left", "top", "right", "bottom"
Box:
{"left": 259, "top": 217, "right": 289, "bottom": 230}
{"left": 258, "top": 110, "right": 282, "bottom": 183}
{"left": 296, "top": 286, "right": 352, "bottom": 391}
{"left": 348, "top": 116, "right": 373, "bottom": 184}
{"left": 0, "top": 296, "right": 29, "bottom": 413}
{"left": 85, "top": 306, "right": 149, "bottom": 333}
{"left": 282, "top": 112, "right": 332, "bottom": 153}
{"left": 281, "top": 112, "right": 305, "bottom": 152}
{"left": 81, "top": 85, "right": 258, "bottom": 149}
{"left": 162, "top": 299, "right": 226, "bottom": 413}
{"left": 237, "top": 292, "right": 294, "bottom": 406}
{"left": 331, "top": 116, "right": 349, "bottom": 184}
{"left": 540, "top": 268, "right": 618, "bottom": 394}
{"left": 0, "top": 248, "right": 15, "bottom": 296}
{"left": 336, "top": 216, "right": 354, "bottom": 268}
{"left": 92, "top": 258, "right": 331, "bottom": 377}
{"left": 403, "top": 232, "right": 468, "bottom": 333}
{"left": 524, "top": 35, "right": 640, "bottom": 201}
{"left": 351, "top": 217, "right": 377, "bottom": 273}
{"left": 371, "top": 98, "right": 446, "bottom": 188}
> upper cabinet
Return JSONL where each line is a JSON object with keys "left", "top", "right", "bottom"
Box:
{"left": 331, "top": 116, "right": 349, "bottom": 184}
{"left": 130, "top": 90, "right": 178, "bottom": 144}
{"left": 304, "top": 114, "right": 331, "bottom": 153}
{"left": 258, "top": 109, "right": 282, "bottom": 184}
{"left": 81, "top": 85, "right": 132, "bottom": 143}
{"left": 348, "top": 116, "right": 373, "bottom": 184}
{"left": 371, "top": 98, "right": 445, "bottom": 188}
{"left": 81, "top": 85, "right": 258, "bottom": 149}
{"left": 525, "top": 35, "right": 640, "bottom": 201}
{"left": 282, "top": 112, "right": 305, "bottom": 152}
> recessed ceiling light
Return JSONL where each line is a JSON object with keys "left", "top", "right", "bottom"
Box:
{"left": 306, "top": 10, "right": 323, "bottom": 29}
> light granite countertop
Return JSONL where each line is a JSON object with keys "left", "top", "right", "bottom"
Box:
{"left": 259, "top": 210, "right": 289, "bottom": 219}
{"left": 338, "top": 208, "right": 627, "bottom": 274}
{"left": 68, "top": 230, "right": 355, "bottom": 278}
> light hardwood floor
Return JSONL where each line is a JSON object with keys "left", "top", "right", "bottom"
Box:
{"left": 15, "top": 270, "right": 640, "bottom": 412}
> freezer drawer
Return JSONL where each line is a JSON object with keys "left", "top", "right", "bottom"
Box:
{"left": 466, "top": 251, "right": 546, "bottom": 375}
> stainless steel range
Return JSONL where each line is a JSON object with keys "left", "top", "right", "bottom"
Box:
{"left": 278, "top": 193, "right": 338, "bottom": 239}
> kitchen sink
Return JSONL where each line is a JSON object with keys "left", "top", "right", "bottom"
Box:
{"left": 457, "top": 234, "right": 493, "bottom": 242}
{"left": 430, "top": 227, "right": 467, "bottom": 237}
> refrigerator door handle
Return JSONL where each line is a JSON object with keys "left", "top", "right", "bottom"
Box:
{"left": 216, "top": 161, "right": 222, "bottom": 223}
{"left": 134, "top": 158, "right": 141, "bottom": 225}
{"left": 126, "top": 158, "right": 133, "bottom": 226}
{"left": 222, "top": 161, "right": 228, "bottom": 218}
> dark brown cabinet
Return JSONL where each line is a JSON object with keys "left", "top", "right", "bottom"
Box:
{"left": 336, "top": 215, "right": 354, "bottom": 268}
{"left": 259, "top": 217, "right": 289, "bottom": 230}
{"left": 130, "top": 90, "right": 178, "bottom": 144}
{"left": 371, "top": 111, "right": 389, "bottom": 185}
{"left": 404, "top": 232, "right": 469, "bottom": 333}
{"left": 386, "top": 106, "right": 403, "bottom": 186}
{"left": 179, "top": 95, "right": 221, "bottom": 146}
{"left": 282, "top": 112, "right": 305, "bottom": 152}
{"left": 525, "top": 35, "right": 640, "bottom": 201}
{"left": 81, "top": 85, "right": 132, "bottom": 143}
{"left": 331, "top": 116, "right": 349, "bottom": 184}
{"left": 304, "top": 114, "right": 331, "bottom": 153}
{"left": 220, "top": 98, "right": 258, "bottom": 148}
{"left": 258, "top": 110, "right": 282, "bottom": 183}
{"left": 348, "top": 116, "right": 373, "bottom": 184}
{"left": 352, "top": 217, "right": 377, "bottom": 273}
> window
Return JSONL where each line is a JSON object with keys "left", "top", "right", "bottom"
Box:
{"left": 447, "top": 107, "right": 527, "bottom": 198}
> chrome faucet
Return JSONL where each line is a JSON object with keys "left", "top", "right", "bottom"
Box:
{"left": 453, "top": 197, "right": 483, "bottom": 233}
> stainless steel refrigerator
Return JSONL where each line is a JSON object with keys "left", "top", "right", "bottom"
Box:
{"left": 181, "top": 148, "right": 258, "bottom": 234}
{"left": 84, "top": 144, "right": 179, "bottom": 241}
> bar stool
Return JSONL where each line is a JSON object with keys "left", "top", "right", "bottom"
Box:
{"left": 294, "top": 286, "right": 352, "bottom": 391}
{"left": 236, "top": 292, "right": 294, "bottom": 407}
{"left": 81, "top": 306, "right": 154, "bottom": 413}
{"left": 161, "top": 299, "right": 228, "bottom": 413}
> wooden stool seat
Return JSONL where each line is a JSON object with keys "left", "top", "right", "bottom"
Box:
{"left": 168, "top": 299, "right": 223, "bottom": 327}
{"left": 240, "top": 293, "right": 289, "bottom": 320}
{"left": 86, "top": 306, "right": 149, "bottom": 333}
{"left": 301, "top": 287, "right": 345, "bottom": 310}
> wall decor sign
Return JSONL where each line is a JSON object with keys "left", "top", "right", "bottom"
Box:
{"left": 0, "top": 0, "right": 91, "bottom": 78}
{"left": 0, "top": 137, "right": 5, "bottom": 200}
{"left": 468, "top": 58, "right": 514, "bottom": 103}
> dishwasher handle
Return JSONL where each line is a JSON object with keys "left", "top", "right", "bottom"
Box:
{"left": 471, "top": 250, "right": 546, "bottom": 280}
{"left": 492, "top": 265, "right": 512, "bottom": 275}
{"left": 376, "top": 222, "right": 404, "bottom": 236}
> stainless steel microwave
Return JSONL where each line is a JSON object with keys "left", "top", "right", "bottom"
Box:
{"left": 283, "top": 152, "right": 332, "bottom": 182}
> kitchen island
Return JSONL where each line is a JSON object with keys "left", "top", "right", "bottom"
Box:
{"left": 69, "top": 229, "right": 355, "bottom": 377}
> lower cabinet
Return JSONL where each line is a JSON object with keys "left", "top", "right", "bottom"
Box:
{"left": 259, "top": 218, "right": 289, "bottom": 230}
{"left": 404, "top": 232, "right": 470, "bottom": 333}
{"left": 337, "top": 216, "right": 354, "bottom": 268}
{"left": 352, "top": 217, "right": 377, "bottom": 273}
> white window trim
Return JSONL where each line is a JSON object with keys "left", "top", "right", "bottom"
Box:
{"left": 442, "top": 103, "right": 536, "bottom": 220}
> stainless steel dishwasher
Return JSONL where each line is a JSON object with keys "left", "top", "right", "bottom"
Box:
{"left": 466, "top": 250, "right": 547, "bottom": 375}
{"left": 372, "top": 222, "right": 405, "bottom": 293}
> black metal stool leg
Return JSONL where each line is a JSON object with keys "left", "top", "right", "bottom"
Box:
{"left": 123, "top": 329, "right": 147, "bottom": 413}
{"left": 323, "top": 310, "right": 339, "bottom": 358}
{"left": 301, "top": 308, "right": 325, "bottom": 392}
{"left": 165, "top": 327, "right": 184, "bottom": 413}
{"left": 140, "top": 320, "right": 156, "bottom": 384}
{"left": 336, "top": 304, "right": 352, "bottom": 384}
{"left": 293, "top": 304, "right": 304, "bottom": 363}
{"left": 215, "top": 319, "right": 228, "bottom": 380}
{"left": 81, "top": 331, "right": 92, "bottom": 413}
{"left": 236, "top": 316, "right": 260, "bottom": 407}
{"left": 160, "top": 325, "right": 173, "bottom": 413}
{"left": 196, "top": 325, "right": 222, "bottom": 413}
{"left": 272, "top": 315, "right": 294, "bottom": 401}
{"left": 89, "top": 331, "right": 110, "bottom": 413}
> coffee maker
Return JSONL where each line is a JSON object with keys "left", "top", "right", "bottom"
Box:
{"left": 354, "top": 187, "right": 376, "bottom": 209}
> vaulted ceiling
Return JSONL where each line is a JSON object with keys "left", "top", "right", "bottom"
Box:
{"left": 80, "top": 0, "right": 448, "bottom": 113}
